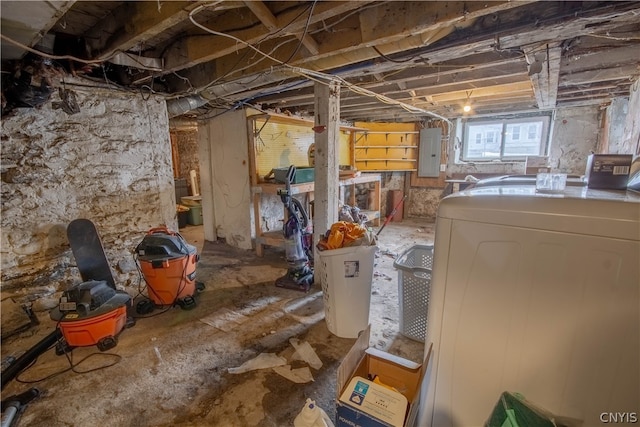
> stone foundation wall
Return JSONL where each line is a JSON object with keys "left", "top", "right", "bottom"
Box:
{"left": 1, "top": 86, "right": 175, "bottom": 304}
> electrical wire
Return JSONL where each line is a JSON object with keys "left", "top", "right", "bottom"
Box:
{"left": 188, "top": 3, "right": 451, "bottom": 124}
{"left": 191, "top": 2, "right": 315, "bottom": 95}
{"left": 3, "top": 2, "right": 449, "bottom": 121}
{"left": 372, "top": 46, "right": 417, "bottom": 64}
{"left": 308, "top": 1, "right": 385, "bottom": 36}
{"left": 281, "top": 0, "right": 317, "bottom": 65}
{"left": 14, "top": 324, "right": 122, "bottom": 385}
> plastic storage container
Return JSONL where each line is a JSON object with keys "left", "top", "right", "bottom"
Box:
{"left": 188, "top": 205, "right": 203, "bottom": 225}
{"left": 393, "top": 244, "right": 433, "bottom": 342}
{"left": 274, "top": 167, "right": 315, "bottom": 184}
{"left": 317, "top": 245, "right": 377, "bottom": 338}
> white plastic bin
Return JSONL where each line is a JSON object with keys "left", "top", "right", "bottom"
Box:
{"left": 317, "top": 245, "right": 377, "bottom": 338}
{"left": 393, "top": 245, "right": 433, "bottom": 342}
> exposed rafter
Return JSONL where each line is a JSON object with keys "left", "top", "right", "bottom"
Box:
{"left": 1, "top": 1, "right": 638, "bottom": 122}
{"left": 243, "top": 0, "right": 319, "bottom": 55}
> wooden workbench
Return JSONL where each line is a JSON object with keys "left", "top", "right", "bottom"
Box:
{"left": 252, "top": 174, "right": 381, "bottom": 256}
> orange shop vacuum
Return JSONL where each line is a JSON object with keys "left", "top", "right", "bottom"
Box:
{"left": 49, "top": 218, "right": 134, "bottom": 354}
{"left": 134, "top": 226, "right": 204, "bottom": 314}
{"left": 50, "top": 280, "right": 132, "bottom": 353}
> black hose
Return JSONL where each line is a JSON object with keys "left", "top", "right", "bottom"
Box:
{"left": 1, "top": 329, "right": 61, "bottom": 390}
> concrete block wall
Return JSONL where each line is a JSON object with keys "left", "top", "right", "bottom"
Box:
{"left": 1, "top": 86, "right": 175, "bottom": 303}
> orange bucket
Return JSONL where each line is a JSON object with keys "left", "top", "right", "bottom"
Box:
{"left": 138, "top": 252, "right": 197, "bottom": 306}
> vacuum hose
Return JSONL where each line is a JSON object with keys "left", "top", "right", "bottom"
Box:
{"left": 1, "top": 329, "right": 61, "bottom": 390}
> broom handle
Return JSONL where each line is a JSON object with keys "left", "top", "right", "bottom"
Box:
{"left": 376, "top": 195, "right": 407, "bottom": 236}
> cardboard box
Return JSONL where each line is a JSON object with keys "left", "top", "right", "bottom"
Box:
{"left": 585, "top": 154, "right": 632, "bottom": 189}
{"left": 525, "top": 156, "right": 550, "bottom": 175}
{"left": 336, "top": 325, "right": 432, "bottom": 427}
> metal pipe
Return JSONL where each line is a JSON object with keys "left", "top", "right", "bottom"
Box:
{"left": 166, "top": 95, "right": 209, "bottom": 118}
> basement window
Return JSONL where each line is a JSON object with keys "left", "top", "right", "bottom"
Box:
{"left": 462, "top": 114, "right": 551, "bottom": 162}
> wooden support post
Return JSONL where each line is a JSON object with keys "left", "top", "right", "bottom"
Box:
{"left": 313, "top": 80, "right": 340, "bottom": 252}
{"left": 197, "top": 119, "right": 217, "bottom": 243}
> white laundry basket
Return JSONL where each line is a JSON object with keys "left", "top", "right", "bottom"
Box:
{"left": 393, "top": 245, "right": 433, "bottom": 342}
{"left": 317, "top": 245, "right": 377, "bottom": 338}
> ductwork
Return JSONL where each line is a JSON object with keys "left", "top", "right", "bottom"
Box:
{"left": 166, "top": 95, "right": 209, "bottom": 118}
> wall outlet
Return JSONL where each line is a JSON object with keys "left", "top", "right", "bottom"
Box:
{"left": 440, "top": 164, "right": 446, "bottom": 172}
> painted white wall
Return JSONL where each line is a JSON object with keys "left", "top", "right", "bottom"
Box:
{"left": 199, "top": 110, "right": 253, "bottom": 250}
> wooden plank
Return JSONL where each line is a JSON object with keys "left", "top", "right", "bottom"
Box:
{"left": 182, "top": 1, "right": 524, "bottom": 94}
{"left": 247, "top": 114, "right": 264, "bottom": 256}
{"left": 559, "top": 64, "right": 640, "bottom": 86}
{"left": 244, "top": 0, "right": 319, "bottom": 55}
{"left": 86, "top": 1, "right": 204, "bottom": 56}
{"left": 164, "top": 1, "right": 364, "bottom": 72}
{"left": 561, "top": 45, "right": 640, "bottom": 72}
{"left": 498, "top": 4, "right": 640, "bottom": 49}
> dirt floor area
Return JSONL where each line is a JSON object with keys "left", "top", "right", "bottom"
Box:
{"left": 1, "top": 218, "right": 435, "bottom": 427}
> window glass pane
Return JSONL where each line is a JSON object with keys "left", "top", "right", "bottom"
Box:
{"left": 462, "top": 115, "right": 549, "bottom": 161}
{"left": 510, "top": 125, "right": 520, "bottom": 140}
{"left": 504, "top": 121, "right": 543, "bottom": 156}
{"left": 464, "top": 123, "right": 503, "bottom": 159}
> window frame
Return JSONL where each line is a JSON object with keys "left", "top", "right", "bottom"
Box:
{"left": 461, "top": 113, "right": 551, "bottom": 162}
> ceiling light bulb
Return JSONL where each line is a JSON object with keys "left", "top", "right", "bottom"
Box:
{"left": 463, "top": 104, "right": 471, "bottom": 112}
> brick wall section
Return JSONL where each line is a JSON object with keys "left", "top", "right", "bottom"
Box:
{"left": 1, "top": 87, "right": 175, "bottom": 302}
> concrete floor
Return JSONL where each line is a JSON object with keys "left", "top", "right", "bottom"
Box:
{"left": 1, "top": 218, "right": 435, "bottom": 426}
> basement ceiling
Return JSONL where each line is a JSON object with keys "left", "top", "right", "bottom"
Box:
{"left": 1, "top": 1, "right": 639, "bottom": 122}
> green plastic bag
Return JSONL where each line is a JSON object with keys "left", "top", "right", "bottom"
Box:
{"left": 485, "top": 392, "right": 559, "bottom": 427}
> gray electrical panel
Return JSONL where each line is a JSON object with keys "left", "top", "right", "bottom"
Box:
{"left": 418, "top": 127, "right": 442, "bottom": 177}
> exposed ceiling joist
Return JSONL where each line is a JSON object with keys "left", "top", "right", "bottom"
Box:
{"left": 85, "top": 1, "right": 206, "bottom": 58}
{"left": 243, "top": 0, "right": 319, "bottom": 55}
{"left": 1, "top": 1, "right": 639, "bottom": 122}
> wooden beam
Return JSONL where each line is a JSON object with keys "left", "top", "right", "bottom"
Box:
{"left": 164, "top": 1, "right": 364, "bottom": 72}
{"left": 559, "top": 64, "right": 640, "bottom": 86}
{"left": 173, "top": 1, "right": 523, "bottom": 86}
{"left": 562, "top": 45, "right": 640, "bottom": 72}
{"left": 525, "top": 43, "right": 561, "bottom": 109}
{"left": 251, "top": 51, "right": 527, "bottom": 105}
{"left": 417, "top": 81, "right": 533, "bottom": 104}
{"left": 498, "top": 4, "right": 640, "bottom": 49}
{"left": 85, "top": 1, "right": 209, "bottom": 57}
{"left": 243, "top": 0, "right": 319, "bottom": 55}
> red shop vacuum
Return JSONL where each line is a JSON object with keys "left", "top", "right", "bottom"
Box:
{"left": 50, "top": 219, "right": 134, "bottom": 354}
{"left": 134, "top": 226, "right": 204, "bottom": 314}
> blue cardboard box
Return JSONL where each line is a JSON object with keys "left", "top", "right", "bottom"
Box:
{"left": 336, "top": 325, "right": 432, "bottom": 427}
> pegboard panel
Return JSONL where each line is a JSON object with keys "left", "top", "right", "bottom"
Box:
{"left": 253, "top": 118, "right": 351, "bottom": 180}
